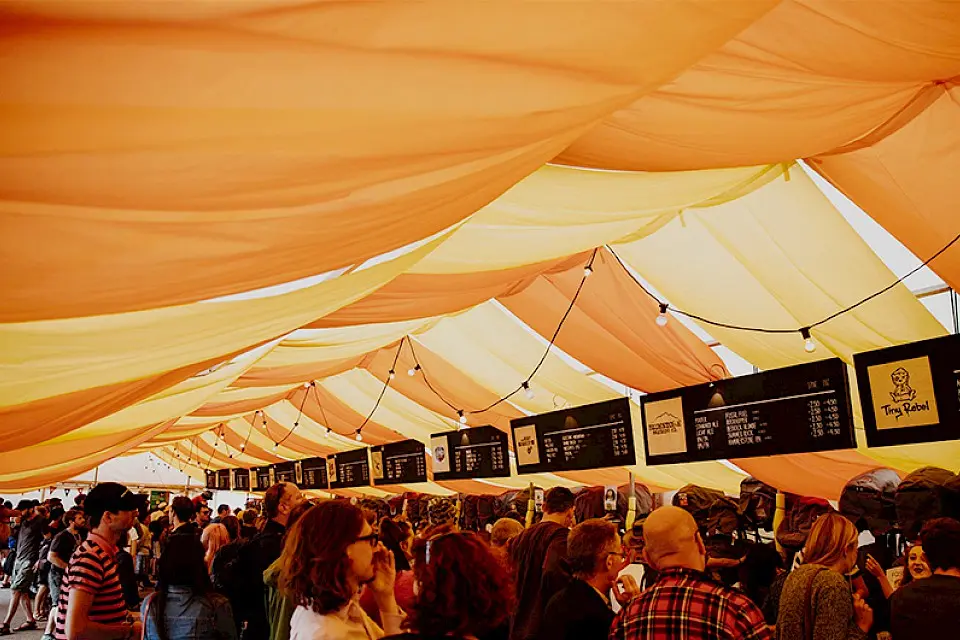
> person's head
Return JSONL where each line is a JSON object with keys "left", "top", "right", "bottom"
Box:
{"left": 902, "top": 543, "right": 932, "bottom": 586}
{"left": 64, "top": 509, "right": 85, "bottom": 532}
{"left": 379, "top": 517, "right": 414, "bottom": 572}
{"left": 150, "top": 535, "right": 212, "bottom": 640}
{"left": 197, "top": 504, "right": 212, "bottom": 527}
{"left": 490, "top": 518, "right": 524, "bottom": 549}
{"left": 15, "top": 499, "right": 34, "bottom": 517}
{"left": 567, "top": 518, "right": 626, "bottom": 586}
{"left": 73, "top": 493, "right": 85, "bottom": 508}
{"left": 217, "top": 504, "right": 230, "bottom": 518}
{"left": 220, "top": 515, "right": 241, "bottom": 541}
{"left": 919, "top": 517, "right": 960, "bottom": 574}
{"left": 642, "top": 506, "right": 706, "bottom": 572}
{"left": 170, "top": 496, "right": 195, "bottom": 527}
{"left": 542, "top": 487, "right": 576, "bottom": 527}
{"left": 264, "top": 482, "right": 304, "bottom": 526}
{"left": 802, "top": 512, "right": 859, "bottom": 574}
{"left": 280, "top": 500, "right": 379, "bottom": 615}
{"left": 406, "top": 531, "right": 514, "bottom": 638}
{"left": 83, "top": 482, "right": 139, "bottom": 536}
{"left": 738, "top": 543, "right": 784, "bottom": 608}
{"left": 202, "top": 523, "right": 230, "bottom": 564}
{"left": 242, "top": 508, "right": 258, "bottom": 526}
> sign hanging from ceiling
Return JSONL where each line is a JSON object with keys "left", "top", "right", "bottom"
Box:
{"left": 215, "top": 469, "right": 231, "bottom": 490}
{"left": 232, "top": 468, "right": 251, "bottom": 492}
{"left": 510, "top": 397, "right": 636, "bottom": 474}
{"left": 640, "top": 358, "right": 855, "bottom": 465}
{"left": 204, "top": 470, "right": 216, "bottom": 490}
{"left": 252, "top": 466, "right": 271, "bottom": 492}
{"left": 299, "top": 457, "right": 328, "bottom": 490}
{"left": 430, "top": 425, "right": 510, "bottom": 481}
{"left": 328, "top": 447, "right": 371, "bottom": 490}
{"left": 271, "top": 461, "right": 298, "bottom": 485}
{"left": 854, "top": 334, "right": 960, "bottom": 447}
{"left": 371, "top": 439, "right": 428, "bottom": 486}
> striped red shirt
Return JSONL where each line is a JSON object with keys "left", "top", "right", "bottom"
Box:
{"left": 54, "top": 532, "right": 127, "bottom": 640}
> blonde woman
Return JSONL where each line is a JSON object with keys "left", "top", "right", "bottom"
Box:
{"left": 776, "top": 513, "right": 873, "bottom": 640}
{"left": 201, "top": 523, "right": 230, "bottom": 574}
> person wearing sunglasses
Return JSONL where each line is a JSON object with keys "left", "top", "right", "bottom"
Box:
{"left": 283, "top": 501, "right": 402, "bottom": 640}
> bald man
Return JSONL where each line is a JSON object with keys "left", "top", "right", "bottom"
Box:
{"left": 610, "top": 507, "right": 771, "bottom": 640}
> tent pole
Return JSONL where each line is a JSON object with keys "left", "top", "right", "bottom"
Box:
{"left": 774, "top": 491, "right": 786, "bottom": 554}
{"left": 525, "top": 482, "right": 535, "bottom": 528}
{"left": 625, "top": 471, "right": 637, "bottom": 531}
{"left": 93, "top": 465, "right": 99, "bottom": 487}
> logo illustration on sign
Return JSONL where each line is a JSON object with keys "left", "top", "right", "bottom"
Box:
{"left": 514, "top": 425, "right": 541, "bottom": 466}
{"left": 371, "top": 451, "right": 384, "bottom": 480}
{"left": 327, "top": 457, "right": 337, "bottom": 483}
{"left": 430, "top": 435, "right": 450, "bottom": 473}
{"left": 643, "top": 397, "right": 688, "bottom": 456}
{"left": 867, "top": 356, "right": 940, "bottom": 430}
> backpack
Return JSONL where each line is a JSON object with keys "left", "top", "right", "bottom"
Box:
{"left": 460, "top": 494, "right": 501, "bottom": 532}
{"left": 673, "top": 485, "right": 726, "bottom": 531}
{"left": 776, "top": 497, "right": 833, "bottom": 552}
{"left": 739, "top": 477, "right": 778, "bottom": 532}
{"left": 461, "top": 495, "right": 480, "bottom": 531}
{"left": 895, "top": 466, "right": 958, "bottom": 539}
{"left": 839, "top": 468, "right": 901, "bottom": 535}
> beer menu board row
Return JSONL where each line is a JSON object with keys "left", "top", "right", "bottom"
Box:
{"left": 216, "top": 469, "right": 231, "bottom": 490}
{"left": 641, "top": 358, "right": 855, "bottom": 465}
{"left": 204, "top": 470, "right": 216, "bottom": 490}
{"left": 855, "top": 334, "right": 960, "bottom": 447}
{"left": 511, "top": 398, "right": 636, "bottom": 474}
{"left": 372, "top": 439, "right": 428, "bottom": 486}
{"left": 328, "top": 447, "right": 371, "bottom": 489}
{"left": 273, "top": 461, "right": 297, "bottom": 485}
{"left": 232, "top": 468, "right": 251, "bottom": 492}
{"left": 431, "top": 426, "right": 510, "bottom": 481}
{"left": 254, "top": 466, "right": 271, "bottom": 491}
{"left": 299, "top": 457, "right": 328, "bottom": 490}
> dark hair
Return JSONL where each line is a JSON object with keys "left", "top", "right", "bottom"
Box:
{"left": 380, "top": 518, "right": 413, "bottom": 572}
{"left": 217, "top": 504, "right": 230, "bottom": 515}
{"left": 738, "top": 543, "right": 783, "bottom": 609}
{"left": 280, "top": 501, "right": 365, "bottom": 615}
{"left": 149, "top": 537, "right": 212, "bottom": 640}
{"left": 567, "top": 519, "right": 618, "bottom": 577}
{"left": 406, "top": 531, "right": 514, "bottom": 637}
{"left": 919, "top": 517, "right": 960, "bottom": 572}
{"left": 263, "top": 483, "right": 288, "bottom": 519}
{"left": 543, "top": 487, "right": 576, "bottom": 515}
{"left": 171, "top": 496, "right": 195, "bottom": 524}
{"left": 64, "top": 509, "right": 83, "bottom": 527}
{"left": 242, "top": 509, "right": 257, "bottom": 526}
{"left": 220, "top": 515, "right": 240, "bottom": 541}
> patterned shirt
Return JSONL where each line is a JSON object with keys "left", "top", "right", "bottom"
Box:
{"left": 610, "top": 567, "right": 772, "bottom": 640}
{"left": 54, "top": 532, "right": 127, "bottom": 640}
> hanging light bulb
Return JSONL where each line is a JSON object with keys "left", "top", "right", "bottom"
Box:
{"left": 656, "top": 303, "right": 669, "bottom": 327}
{"left": 355, "top": 430, "right": 364, "bottom": 442}
{"left": 583, "top": 264, "right": 594, "bottom": 278}
{"left": 388, "top": 369, "right": 396, "bottom": 380}
{"left": 522, "top": 381, "right": 535, "bottom": 400}
{"left": 302, "top": 381, "right": 311, "bottom": 389}
{"left": 240, "top": 444, "right": 246, "bottom": 452}
{"left": 407, "top": 364, "right": 421, "bottom": 377}
{"left": 458, "top": 410, "right": 467, "bottom": 425}
{"left": 272, "top": 442, "right": 279, "bottom": 451}
{"left": 800, "top": 327, "right": 817, "bottom": 353}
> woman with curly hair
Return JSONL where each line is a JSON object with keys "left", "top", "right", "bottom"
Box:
{"left": 384, "top": 530, "right": 514, "bottom": 640}
{"left": 283, "top": 501, "right": 402, "bottom": 640}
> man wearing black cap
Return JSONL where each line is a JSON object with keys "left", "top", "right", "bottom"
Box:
{"left": 52, "top": 482, "right": 140, "bottom": 640}
{"left": 1, "top": 500, "right": 48, "bottom": 635}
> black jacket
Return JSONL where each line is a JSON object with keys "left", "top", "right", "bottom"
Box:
{"left": 541, "top": 578, "right": 614, "bottom": 640}
{"left": 508, "top": 521, "right": 570, "bottom": 640}
{"left": 239, "top": 519, "right": 286, "bottom": 640}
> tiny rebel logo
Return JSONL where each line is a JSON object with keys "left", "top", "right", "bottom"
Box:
{"left": 867, "top": 356, "right": 940, "bottom": 430}
{"left": 889, "top": 367, "right": 917, "bottom": 403}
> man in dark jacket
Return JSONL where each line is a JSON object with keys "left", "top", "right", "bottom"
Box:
{"left": 509, "top": 487, "right": 575, "bottom": 640}
{"left": 542, "top": 519, "right": 640, "bottom": 640}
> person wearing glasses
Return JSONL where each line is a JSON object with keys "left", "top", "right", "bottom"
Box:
{"left": 541, "top": 519, "right": 640, "bottom": 640}
{"left": 283, "top": 501, "right": 402, "bottom": 640}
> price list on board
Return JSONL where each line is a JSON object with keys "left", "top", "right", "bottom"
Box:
{"left": 216, "top": 469, "right": 231, "bottom": 490}
{"left": 431, "top": 426, "right": 511, "bottom": 481}
{"left": 511, "top": 398, "right": 636, "bottom": 474}
{"left": 372, "top": 439, "right": 427, "bottom": 486}
{"left": 272, "top": 461, "right": 297, "bottom": 485}
{"left": 204, "top": 470, "right": 216, "bottom": 490}
{"left": 641, "top": 358, "right": 855, "bottom": 465}
{"left": 299, "top": 457, "right": 328, "bottom": 490}
{"left": 328, "top": 447, "right": 371, "bottom": 490}
{"left": 232, "top": 468, "right": 251, "bottom": 492}
{"left": 253, "top": 466, "right": 271, "bottom": 491}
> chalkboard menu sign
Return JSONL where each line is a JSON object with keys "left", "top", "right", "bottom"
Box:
{"left": 328, "top": 448, "right": 371, "bottom": 489}
{"left": 272, "top": 461, "right": 297, "bottom": 485}
{"left": 430, "top": 425, "right": 510, "bottom": 481}
{"left": 511, "top": 398, "right": 636, "bottom": 474}
{"left": 299, "top": 457, "right": 328, "bottom": 490}
{"left": 215, "top": 469, "right": 231, "bottom": 490}
{"left": 641, "top": 358, "right": 855, "bottom": 465}
{"left": 371, "top": 439, "right": 428, "bottom": 486}
{"left": 232, "top": 468, "right": 251, "bottom": 492}
{"left": 854, "top": 334, "right": 960, "bottom": 447}
{"left": 253, "top": 466, "right": 271, "bottom": 491}
{"left": 204, "top": 470, "right": 216, "bottom": 490}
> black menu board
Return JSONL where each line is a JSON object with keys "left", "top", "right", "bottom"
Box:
{"left": 511, "top": 398, "right": 635, "bottom": 474}
{"left": 204, "top": 470, "right": 216, "bottom": 490}
{"left": 299, "top": 457, "right": 329, "bottom": 490}
{"left": 272, "top": 461, "right": 297, "bottom": 485}
{"left": 641, "top": 358, "right": 855, "bottom": 465}
{"left": 253, "top": 466, "right": 271, "bottom": 491}
{"left": 232, "top": 468, "right": 251, "bottom": 492}
{"left": 215, "top": 469, "right": 231, "bottom": 490}
{"left": 371, "top": 439, "right": 428, "bottom": 486}
{"left": 328, "top": 448, "right": 371, "bottom": 489}
{"left": 854, "top": 334, "right": 960, "bottom": 447}
{"left": 430, "top": 425, "right": 510, "bottom": 481}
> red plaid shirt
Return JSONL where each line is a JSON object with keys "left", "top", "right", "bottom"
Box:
{"left": 610, "top": 567, "right": 772, "bottom": 640}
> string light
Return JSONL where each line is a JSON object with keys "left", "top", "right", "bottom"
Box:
{"left": 457, "top": 410, "right": 467, "bottom": 425}
{"left": 583, "top": 264, "right": 593, "bottom": 278}
{"left": 388, "top": 369, "right": 396, "bottom": 380}
{"left": 272, "top": 442, "right": 279, "bottom": 451}
{"left": 355, "top": 430, "right": 364, "bottom": 442}
{"left": 522, "top": 381, "right": 535, "bottom": 400}
{"left": 407, "top": 364, "right": 421, "bottom": 377}
{"left": 800, "top": 327, "right": 817, "bottom": 353}
{"left": 656, "top": 303, "right": 669, "bottom": 327}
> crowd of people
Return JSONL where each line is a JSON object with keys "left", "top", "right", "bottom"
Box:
{"left": 2, "top": 483, "right": 959, "bottom": 640}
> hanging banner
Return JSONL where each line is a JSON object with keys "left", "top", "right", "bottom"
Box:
{"left": 299, "top": 457, "right": 328, "bottom": 490}
{"left": 855, "top": 334, "right": 960, "bottom": 447}
{"left": 430, "top": 425, "right": 510, "bottom": 481}
{"left": 641, "top": 358, "right": 855, "bottom": 465}
{"left": 510, "top": 398, "right": 636, "bottom": 474}
{"left": 328, "top": 447, "right": 371, "bottom": 490}
{"left": 232, "top": 468, "right": 251, "bottom": 493}
{"left": 371, "top": 439, "right": 428, "bottom": 486}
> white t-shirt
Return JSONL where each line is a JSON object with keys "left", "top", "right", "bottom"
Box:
{"left": 289, "top": 598, "right": 403, "bottom": 640}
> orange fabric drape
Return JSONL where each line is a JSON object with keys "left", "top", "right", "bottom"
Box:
{"left": 232, "top": 357, "right": 364, "bottom": 388}
{"left": 189, "top": 389, "right": 294, "bottom": 418}
{"left": 732, "top": 451, "right": 887, "bottom": 501}
{"left": 809, "top": 81, "right": 960, "bottom": 291}
{"left": 500, "top": 248, "right": 729, "bottom": 393}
